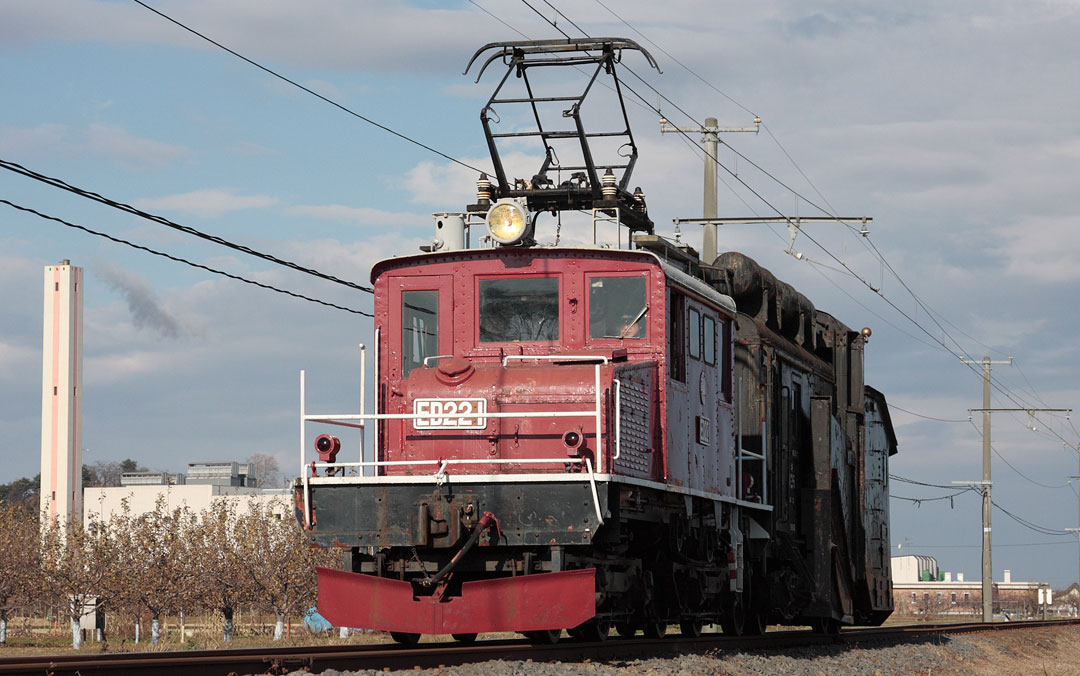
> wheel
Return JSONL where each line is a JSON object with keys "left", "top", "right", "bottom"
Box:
{"left": 720, "top": 597, "right": 746, "bottom": 637}
{"left": 523, "top": 629, "right": 561, "bottom": 644}
{"left": 743, "top": 608, "right": 767, "bottom": 637}
{"left": 451, "top": 633, "right": 478, "bottom": 643}
{"left": 571, "top": 619, "right": 610, "bottom": 642}
{"left": 642, "top": 620, "right": 666, "bottom": 639}
{"left": 614, "top": 622, "right": 638, "bottom": 638}
{"left": 390, "top": 632, "right": 420, "bottom": 645}
{"left": 679, "top": 619, "right": 703, "bottom": 638}
{"left": 810, "top": 617, "right": 841, "bottom": 635}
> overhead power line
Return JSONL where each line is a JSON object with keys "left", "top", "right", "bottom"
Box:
{"left": 130, "top": 0, "right": 488, "bottom": 176}
{"left": 889, "top": 404, "right": 968, "bottom": 423}
{"left": 0, "top": 199, "right": 372, "bottom": 317}
{"left": 542, "top": 2, "right": 1077, "bottom": 446}
{"left": 0, "top": 158, "right": 374, "bottom": 295}
{"left": 966, "top": 420, "right": 1071, "bottom": 490}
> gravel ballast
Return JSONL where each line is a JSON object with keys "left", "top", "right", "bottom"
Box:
{"left": 278, "top": 624, "right": 1080, "bottom": 676}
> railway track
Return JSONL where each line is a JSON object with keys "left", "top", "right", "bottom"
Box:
{"left": 1, "top": 619, "right": 1077, "bottom": 676}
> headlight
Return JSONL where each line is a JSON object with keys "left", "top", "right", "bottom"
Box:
{"left": 485, "top": 199, "right": 531, "bottom": 245}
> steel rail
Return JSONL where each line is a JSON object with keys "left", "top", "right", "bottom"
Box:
{"left": 2, "top": 619, "right": 1078, "bottom": 676}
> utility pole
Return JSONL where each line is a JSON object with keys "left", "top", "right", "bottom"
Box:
{"left": 959, "top": 356, "right": 1072, "bottom": 622}
{"left": 660, "top": 116, "right": 758, "bottom": 263}
{"left": 1068, "top": 448, "right": 1080, "bottom": 590}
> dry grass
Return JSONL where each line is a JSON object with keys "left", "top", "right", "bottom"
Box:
{"left": 944, "top": 625, "right": 1080, "bottom": 676}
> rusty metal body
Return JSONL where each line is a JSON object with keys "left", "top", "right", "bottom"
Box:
{"left": 709, "top": 252, "right": 897, "bottom": 627}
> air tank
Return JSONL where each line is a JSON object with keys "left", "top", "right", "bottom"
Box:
{"left": 709, "top": 252, "right": 815, "bottom": 340}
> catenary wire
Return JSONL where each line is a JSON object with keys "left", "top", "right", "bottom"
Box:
{"left": 889, "top": 404, "right": 968, "bottom": 423}
{"left": 564, "top": 1, "right": 1078, "bottom": 433}
{"left": 967, "top": 420, "right": 1073, "bottom": 489}
{"left": 992, "top": 499, "right": 1074, "bottom": 536}
{"left": 0, "top": 199, "right": 372, "bottom": 317}
{"left": 130, "top": 0, "right": 489, "bottom": 176}
{"left": 524, "top": 2, "right": 1006, "bottom": 377}
{"left": 0, "top": 158, "right": 375, "bottom": 294}
{"left": 467, "top": 0, "right": 530, "bottom": 39}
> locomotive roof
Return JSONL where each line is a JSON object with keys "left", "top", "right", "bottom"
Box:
{"left": 370, "top": 246, "right": 737, "bottom": 315}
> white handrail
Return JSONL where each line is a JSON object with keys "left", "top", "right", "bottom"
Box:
{"left": 300, "top": 370, "right": 311, "bottom": 528}
{"left": 613, "top": 378, "right": 622, "bottom": 461}
{"left": 302, "top": 358, "right": 611, "bottom": 489}
{"left": 585, "top": 456, "right": 605, "bottom": 526}
{"left": 358, "top": 343, "right": 366, "bottom": 471}
{"left": 305, "top": 410, "right": 598, "bottom": 421}
{"left": 312, "top": 457, "right": 586, "bottom": 468}
{"left": 502, "top": 354, "right": 609, "bottom": 367}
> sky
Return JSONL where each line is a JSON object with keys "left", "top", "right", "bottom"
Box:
{"left": 2, "top": 0, "right": 1080, "bottom": 588}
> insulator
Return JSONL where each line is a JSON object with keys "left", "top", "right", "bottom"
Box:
{"left": 476, "top": 173, "right": 492, "bottom": 205}
{"left": 601, "top": 168, "right": 617, "bottom": 200}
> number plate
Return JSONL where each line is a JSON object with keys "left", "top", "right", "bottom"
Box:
{"left": 413, "top": 398, "right": 488, "bottom": 430}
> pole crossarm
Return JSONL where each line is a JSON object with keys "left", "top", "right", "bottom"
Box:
{"left": 968, "top": 408, "right": 1072, "bottom": 413}
{"left": 672, "top": 216, "right": 872, "bottom": 225}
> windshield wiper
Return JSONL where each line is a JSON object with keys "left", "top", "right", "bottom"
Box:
{"left": 615, "top": 304, "right": 649, "bottom": 339}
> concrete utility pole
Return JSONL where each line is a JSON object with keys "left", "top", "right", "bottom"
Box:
{"left": 1068, "top": 450, "right": 1080, "bottom": 589}
{"left": 660, "top": 116, "right": 758, "bottom": 263}
{"left": 960, "top": 356, "right": 1072, "bottom": 622}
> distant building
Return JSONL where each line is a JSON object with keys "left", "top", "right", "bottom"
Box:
{"left": 84, "top": 461, "right": 290, "bottom": 526}
{"left": 890, "top": 555, "right": 1051, "bottom": 618}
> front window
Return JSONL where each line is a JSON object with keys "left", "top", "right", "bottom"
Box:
{"left": 479, "top": 277, "right": 559, "bottom": 342}
{"left": 589, "top": 276, "right": 647, "bottom": 340}
{"left": 402, "top": 290, "right": 438, "bottom": 378}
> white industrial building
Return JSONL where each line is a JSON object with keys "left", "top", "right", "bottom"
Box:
{"left": 84, "top": 462, "right": 291, "bottom": 525}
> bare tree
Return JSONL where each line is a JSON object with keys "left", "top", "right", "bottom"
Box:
{"left": 113, "top": 497, "right": 198, "bottom": 644}
{"left": 85, "top": 459, "right": 147, "bottom": 487}
{"left": 38, "top": 514, "right": 122, "bottom": 649}
{"left": 246, "top": 453, "right": 282, "bottom": 488}
{"left": 190, "top": 501, "right": 256, "bottom": 642}
{"left": 241, "top": 499, "right": 336, "bottom": 640}
{"left": 0, "top": 503, "right": 39, "bottom": 643}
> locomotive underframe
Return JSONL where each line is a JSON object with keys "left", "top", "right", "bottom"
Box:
{"left": 303, "top": 475, "right": 775, "bottom": 634}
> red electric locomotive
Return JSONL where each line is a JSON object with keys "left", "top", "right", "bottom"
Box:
{"left": 296, "top": 38, "right": 897, "bottom": 643}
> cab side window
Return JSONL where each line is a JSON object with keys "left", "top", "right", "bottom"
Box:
{"left": 704, "top": 315, "right": 716, "bottom": 365}
{"left": 668, "top": 291, "right": 686, "bottom": 382}
{"left": 402, "top": 290, "right": 438, "bottom": 378}
{"left": 688, "top": 308, "right": 701, "bottom": 360}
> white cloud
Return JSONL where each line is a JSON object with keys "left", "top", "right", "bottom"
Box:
{"left": 0, "top": 122, "right": 192, "bottom": 168}
{"left": 0, "top": 123, "right": 69, "bottom": 155}
{"left": 85, "top": 124, "right": 193, "bottom": 168}
{"left": 994, "top": 215, "right": 1080, "bottom": 283}
{"left": 288, "top": 204, "right": 424, "bottom": 228}
{"left": 133, "top": 189, "right": 278, "bottom": 218}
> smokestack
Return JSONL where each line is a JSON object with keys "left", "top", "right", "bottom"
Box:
{"left": 40, "top": 260, "right": 83, "bottom": 529}
{"left": 1003, "top": 570, "right": 1011, "bottom": 583}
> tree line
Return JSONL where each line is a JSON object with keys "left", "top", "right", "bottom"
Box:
{"left": 0, "top": 497, "right": 337, "bottom": 649}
